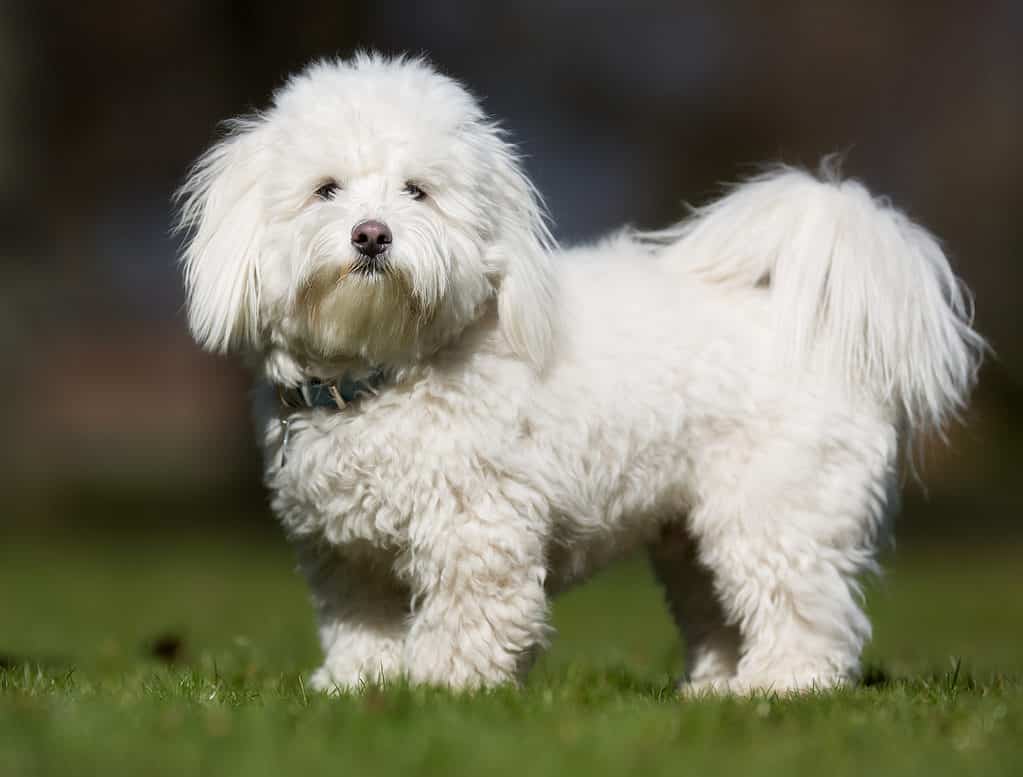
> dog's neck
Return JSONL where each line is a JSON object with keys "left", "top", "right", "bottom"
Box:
{"left": 275, "top": 367, "right": 388, "bottom": 412}
{"left": 260, "top": 301, "right": 503, "bottom": 393}
{"left": 259, "top": 303, "right": 512, "bottom": 417}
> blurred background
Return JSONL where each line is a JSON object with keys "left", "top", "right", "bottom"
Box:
{"left": 2, "top": 2, "right": 1021, "bottom": 543}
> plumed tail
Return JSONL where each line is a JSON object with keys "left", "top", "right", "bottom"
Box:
{"left": 646, "top": 166, "right": 985, "bottom": 436}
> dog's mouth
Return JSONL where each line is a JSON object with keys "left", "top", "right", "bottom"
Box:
{"left": 348, "top": 255, "right": 388, "bottom": 277}
{"left": 298, "top": 256, "right": 419, "bottom": 321}
{"left": 294, "top": 255, "right": 430, "bottom": 364}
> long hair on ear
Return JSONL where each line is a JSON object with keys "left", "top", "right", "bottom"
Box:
{"left": 480, "top": 129, "right": 559, "bottom": 370}
{"left": 175, "top": 117, "right": 269, "bottom": 353}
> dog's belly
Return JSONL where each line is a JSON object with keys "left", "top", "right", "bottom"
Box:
{"left": 545, "top": 511, "right": 670, "bottom": 594}
{"left": 536, "top": 425, "right": 695, "bottom": 594}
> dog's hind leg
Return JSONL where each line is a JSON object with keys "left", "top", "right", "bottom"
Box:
{"left": 649, "top": 524, "right": 741, "bottom": 694}
{"left": 688, "top": 414, "right": 897, "bottom": 694}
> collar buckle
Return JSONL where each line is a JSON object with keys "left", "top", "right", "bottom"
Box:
{"left": 276, "top": 369, "right": 386, "bottom": 412}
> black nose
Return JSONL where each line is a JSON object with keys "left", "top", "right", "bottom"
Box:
{"left": 351, "top": 220, "right": 392, "bottom": 257}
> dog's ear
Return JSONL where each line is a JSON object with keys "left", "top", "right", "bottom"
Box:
{"left": 176, "top": 118, "right": 269, "bottom": 353}
{"left": 484, "top": 135, "right": 558, "bottom": 370}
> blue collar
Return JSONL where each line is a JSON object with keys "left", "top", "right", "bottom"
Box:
{"left": 277, "top": 369, "right": 387, "bottom": 412}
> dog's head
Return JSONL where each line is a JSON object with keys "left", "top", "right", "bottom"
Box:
{"left": 178, "top": 54, "right": 556, "bottom": 376}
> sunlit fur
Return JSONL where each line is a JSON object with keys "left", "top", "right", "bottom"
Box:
{"left": 179, "top": 54, "right": 983, "bottom": 695}
{"left": 178, "top": 54, "right": 555, "bottom": 380}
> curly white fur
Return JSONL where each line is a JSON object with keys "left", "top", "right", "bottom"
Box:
{"left": 178, "top": 53, "right": 983, "bottom": 694}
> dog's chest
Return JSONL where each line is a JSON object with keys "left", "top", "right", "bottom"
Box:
{"left": 263, "top": 409, "right": 427, "bottom": 550}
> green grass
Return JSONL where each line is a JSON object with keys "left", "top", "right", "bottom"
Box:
{"left": 1, "top": 526, "right": 1021, "bottom": 776}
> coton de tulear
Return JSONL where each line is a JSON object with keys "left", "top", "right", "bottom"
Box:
{"left": 178, "top": 53, "right": 983, "bottom": 694}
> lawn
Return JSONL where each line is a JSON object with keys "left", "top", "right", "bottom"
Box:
{"left": 1, "top": 521, "right": 1021, "bottom": 777}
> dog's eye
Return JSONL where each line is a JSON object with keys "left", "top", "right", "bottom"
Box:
{"left": 404, "top": 182, "right": 426, "bottom": 201}
{"left": 315, "top": 180, "right": 341, "bottom": 200}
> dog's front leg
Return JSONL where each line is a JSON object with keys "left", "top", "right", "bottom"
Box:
{"left": 401, "top": 500, "right": 550, "bottom": 690}
{"left": 295, "top": 539, "right": 411, "bottom": 693}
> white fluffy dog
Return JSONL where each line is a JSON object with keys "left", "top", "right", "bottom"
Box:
{"left": 178, "top": 53, "right": 983, "bottom": 694}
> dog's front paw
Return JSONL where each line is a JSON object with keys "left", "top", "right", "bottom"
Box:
{"left": 691, "top": 668, "right": 852, "bottom": 697}
{"left": 308, "top": 666, "right": 363, "bottom": 694}
{"left": 733, "top": 670, "right": 851, "bottom": 696}
{"left": 403, "top": 634, "right": 523, "bottom": 692}
{"left": 404, "top": 655, "right": 515, "bottom": 692}
{"left": 678, "top": 665, "right": 854, "bottom": 697}
{"left": 678, "top": 675, "right": 736, "bottom": 698}
{"left": 309, "top": 658, "right": 401, "bottom": 695}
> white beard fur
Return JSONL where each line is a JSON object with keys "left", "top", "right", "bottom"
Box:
{"left": 179, "top": 54, "right": 983, "bottom": 695}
